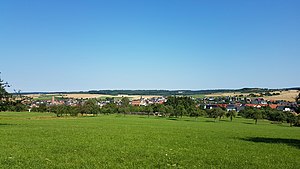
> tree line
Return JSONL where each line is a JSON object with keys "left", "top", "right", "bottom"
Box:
{"left": 239, "top": 106, "right": 300, "bottom": 126}
{"left": 22, "top": 88, "right": 299, "bottom": 96}
{"left": 0, "top": 74, "right": 28, "bottom": 112}
{"left": 1, "top": 73, "right": 300, "bottom": 126}
{"left": 34, "top": 96, "right": 300, "bottom": 126}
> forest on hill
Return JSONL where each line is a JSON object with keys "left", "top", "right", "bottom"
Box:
{"left": 20, "top": 88, "right": 300, "bottom": 96}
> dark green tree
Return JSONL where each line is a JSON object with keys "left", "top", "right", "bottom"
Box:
{"left": 176, "top": 105, "right": 186, "bottom": 118}
{"left": 253, "top": 110, "right": 262, "bottom": 124}
{"left": 286, "top": 112, "right": 297, "bottom": 127}
{"left": 145, "top": 106, "right": 153, "bottom": 118}
{"left": 296, "top": 93, "right": 300, "bottom": 104}
{"left": 118, "top": 106, "right": 130, "bottom": 116}
{"left": 165, "top": 105, "right": 174, "bottom": 117}
{"left": 82, "top": 99, "right": 100, "bottom": 116}
{"left": 206, "top": 109, "right": 219, "bottom": 122}
{"left": 165, "top": 96, "right": 196, "bottom": 117}
{"left": 0, "top": 73, "right": 10, "bottom": 111}
{"left": 188, "top": 106, "right": 197, "bottom": 118}
{"left": 198, "top": 108, "right": 206, "bottom": 117}
{"left": 226, "top": 110, "right": 237, "bottom": 121}
{"left": 216, "top": 108, "right": 226, "bottom": 120}
{"left": 153, "top": 104, "right": 166, "bottom": 117}
{"left": 121, "top": 97, "right": 130, "bottom": 107}
{"left": 50, "top": 105, "right": 65, "bottom": 117}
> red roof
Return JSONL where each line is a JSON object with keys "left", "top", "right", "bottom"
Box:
{"left": 157, "top": 100, "right": 164, "bottom": 104}
{"left": 269, "top": 104, "right": 278, "bottom": 109}
{"left": 131, "top": 100, "right": 141, "bottom": 106}
{"left": 217, "top": 104, "right": 227, "bottom": 108}
{"left": 245, "top": 104, "right": 256, "bottom": 107}
{"left": 245, "top": 104, "right": 268, "bottom": 108}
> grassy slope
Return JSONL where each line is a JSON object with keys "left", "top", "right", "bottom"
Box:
{"left": 0, "top": 112, "right": 299, "bottom": 169}
{"left": 189, "top": 94, "right": 206, "bottom": 99}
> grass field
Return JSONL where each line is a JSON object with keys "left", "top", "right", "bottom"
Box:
{"left": 32, "top": 95, "right": 62, "bottom": 101}
{"left": 189, "top": 94, "right": 206, "bottom": 99}
{"left": 1, "top": 112, "right": 299, "bottom": 168}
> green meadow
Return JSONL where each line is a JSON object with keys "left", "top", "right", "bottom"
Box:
{"left": 189, "top": 94, "right": 206, "bottom": 99}
{"left": 32, "top": 95, "right": 63, "bottom": 101}
{"left": 0, "top": 112, "right": 299, "bottom": 168}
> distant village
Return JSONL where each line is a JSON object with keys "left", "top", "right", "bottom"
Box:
{"left": 202, "top": 96, "right": 298, "bottom": 113}
{"left": 28, "top": 94, "right": 299, "bottom": 114}
{"left": 29, "top": 95, "right": 167, "bottom": 111}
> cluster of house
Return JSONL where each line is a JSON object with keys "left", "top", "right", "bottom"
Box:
{"left": 28, "top": 95, "right": 298, "bottom": 113}
{"left": 204, "top": 103, "right": 297, "bottom": 112}
{"left": 202, "top": 97, "right": 298, "bottom": 112}
{"left": 29, "top": 96, "right": 168, "bottom": 108}
{"left": 129, "top": 97, "right": 167, "bottom": 106}
{"left": 30, "top": 96, "right": 83, "bottom": 108}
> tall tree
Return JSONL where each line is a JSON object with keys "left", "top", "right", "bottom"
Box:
{"left": 165, "top": 105, "right": 174, "bottom": 117}
{"left": 189, "top": 107, "right": 204, "bottom": 120}
{"left": 118, "top": 106, "right": 130, "bottom": 116}
{"left": 286, "top": 112, "right": 297, "bottom": 127}
{"left": 121, "top": 97, "right": 130, "bottom": 107}
{"left": 253, "top": 110, "right": 262, "bottom": 125}
{"left": 145, "top": 106, "right": 153, "bottom": 118}
{"left": 0, "top": 74, "right": 10, "bottom": 100}
{"left": 83, "top": 99, "right": 100, "bottom": 116}
{"left": 226, "top": 110, "right": 237, "bottom": 121}
{"left": 211, "top": 109, "right": 219, "bottom": 122}
{"left": 296, "top": 93, "right": 300, "bottom": 103}
{"left": 216, "top": 108, "right": 226, "bottom": 120}
{"left": 176, "top": 105, "right": 186, "bottom": 118}
{"left": 0, "top": 73, "right": 11, "bottom": 111}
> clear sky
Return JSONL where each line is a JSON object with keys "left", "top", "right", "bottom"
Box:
{"left": 0, "top": 0, "right": 299, "bottom": 92}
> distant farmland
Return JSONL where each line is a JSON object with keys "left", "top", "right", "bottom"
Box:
{"left": 206, "top": 90, "right": 300, "bottom": 102}
{"left": 25, "top": 89, "right": 300, "bottom": 102}
{"left": 26, "top": 93, "right": 161, "bottom": 100}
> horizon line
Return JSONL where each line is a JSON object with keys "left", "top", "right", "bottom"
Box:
{"left": 14, "top": 86, "right": 300, "bottom": 94}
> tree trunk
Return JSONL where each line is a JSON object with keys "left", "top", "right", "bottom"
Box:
{"left": 255, "top": 119, "right": 258, "bottom": 124}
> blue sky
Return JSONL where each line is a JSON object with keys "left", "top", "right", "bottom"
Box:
{"left": 0, "top": 0, "right": 299, "bottom": 92}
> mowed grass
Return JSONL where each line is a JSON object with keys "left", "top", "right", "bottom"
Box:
{"left": 32, "top": 95, "right": 62, "bottom": 101}
{"left": 0, "top": 112, "right": 300, "bottom": 168}
{"left": 189, "top": 94, "right": 206, "bottom": 99}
